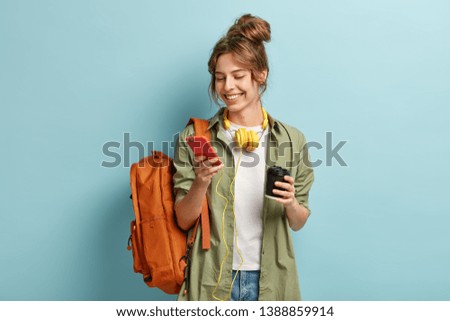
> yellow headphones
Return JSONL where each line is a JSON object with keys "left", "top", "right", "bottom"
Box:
{"left": 223, "top": 107, "right": 269, "bottom": 152}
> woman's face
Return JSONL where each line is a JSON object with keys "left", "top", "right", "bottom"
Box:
{"left": 214, "top": 52, "right": 264, "bottom": 113}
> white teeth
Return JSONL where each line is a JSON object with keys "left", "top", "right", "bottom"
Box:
{"left": 225, "top": 94, "right": 241, "bottom": 100}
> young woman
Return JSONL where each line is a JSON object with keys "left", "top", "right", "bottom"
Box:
{"left": 173, "top": 14, "right": 314, "bottom": 301}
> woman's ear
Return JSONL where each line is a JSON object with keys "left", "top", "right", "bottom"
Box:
{"left": 256, "top": 70, "right": 268, "bottom": 84}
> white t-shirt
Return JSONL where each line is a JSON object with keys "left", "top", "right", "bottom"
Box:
{"left": 220, "top": 122, "right": 268, "bottom": 270}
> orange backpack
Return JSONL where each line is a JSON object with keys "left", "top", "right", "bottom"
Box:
{"left": 127, "top": 118, "right": 211, "bottom": 295}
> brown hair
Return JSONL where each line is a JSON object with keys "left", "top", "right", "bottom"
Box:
{"left": 208, "top": 14, "right": 271, "bottom": 106}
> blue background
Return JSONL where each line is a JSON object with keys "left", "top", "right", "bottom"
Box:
{"left": 1, "top": 0, "right": 449, "bottom": 300}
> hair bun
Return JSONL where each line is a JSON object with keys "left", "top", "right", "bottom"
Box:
{"left": 227, "top": 14, "right": 271, "bottom": 44}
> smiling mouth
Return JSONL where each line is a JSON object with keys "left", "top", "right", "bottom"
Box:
{"left": 224, "top": 93, "right": 243, "bottom": 101}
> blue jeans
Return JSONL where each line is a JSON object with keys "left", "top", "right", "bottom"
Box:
{"left": 231, "top": 270, "right": 260, "bottom": 301}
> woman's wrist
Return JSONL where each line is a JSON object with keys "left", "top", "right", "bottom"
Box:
{"left": 284, "top": 200, "right": 309, "bottom": 231}
{"left": 193, "top": 175, "right": 211, "bottom": 191}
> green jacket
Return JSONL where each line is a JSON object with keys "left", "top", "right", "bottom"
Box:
{"left": 173, "top": 108, "right": 314, "bottom": 301}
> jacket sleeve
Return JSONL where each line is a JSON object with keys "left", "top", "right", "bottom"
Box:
{"left": 293, "top": 131, "right": 314, "bottom": 215}
{"left": 173, "top": 124, "right": 195, "bottom": 204}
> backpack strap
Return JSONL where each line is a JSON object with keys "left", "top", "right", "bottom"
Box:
{"left": 188, "top": 117, "right": 211, "bottom": 141}
{"left": 185, "top": 118, "right": 211, "bottom": 250}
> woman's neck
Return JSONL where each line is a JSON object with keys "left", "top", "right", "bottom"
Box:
{"left": 226, "top": 104, "right": 264, "bottom": 127}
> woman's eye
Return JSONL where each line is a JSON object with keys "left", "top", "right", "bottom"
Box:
{"left": 216, "top": 77, "right": 225, "bottom": 81}
{"left": 235, "top": 75, "right": 245, "bottom": 79}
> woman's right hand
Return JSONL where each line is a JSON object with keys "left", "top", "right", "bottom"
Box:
{"left": 193, "top": 155, "right": 224, "bottom": 187}
{"left": 175, "top": 154, "right": 223, "bottom": 230}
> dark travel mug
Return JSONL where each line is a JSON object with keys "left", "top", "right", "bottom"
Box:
{"left": 265, "top": 166, "right": 291, "bottom": 199}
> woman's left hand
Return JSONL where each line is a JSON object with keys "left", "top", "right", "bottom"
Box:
{"left": 273, "top": 175, "right": 309, "bottom": 231}
{"left": 272, "top": 175, "right": 296, "bottom": 209}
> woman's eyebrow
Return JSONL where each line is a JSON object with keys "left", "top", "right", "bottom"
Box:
{"left": 215, "top": 69, "right": 247, "bottom": 75}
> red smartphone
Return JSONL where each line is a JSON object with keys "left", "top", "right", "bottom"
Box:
{"left": 186, "top": 135, "right": 221, "bottom": 166}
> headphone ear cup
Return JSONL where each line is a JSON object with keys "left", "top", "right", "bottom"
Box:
{"left": 235, "top": 128, "right": 247, "bottom": 149}
{"left": 246, "top": 130, "right": 259, "bottom": 152}
{"left": 234, "top": 129, "right": 260, "bottom": 152}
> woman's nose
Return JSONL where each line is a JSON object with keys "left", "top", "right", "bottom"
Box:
{"left": 224, "top": 77, "right": 235, "bottom": 91}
